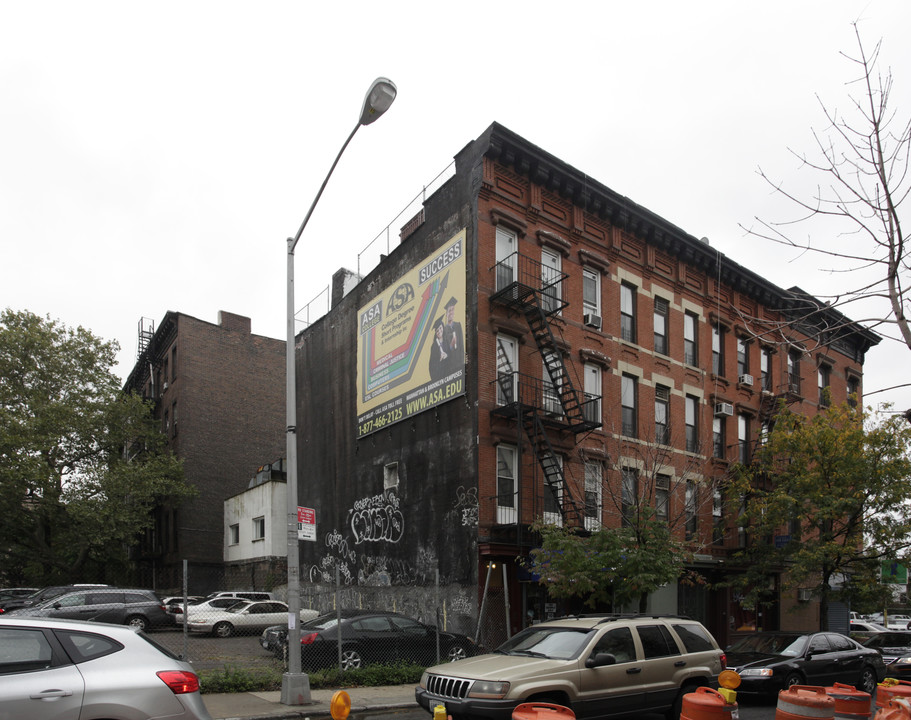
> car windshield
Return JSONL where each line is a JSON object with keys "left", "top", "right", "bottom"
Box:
{"left": 495, "top": 626, "right": 594, "bottom": 660}
{"left": 728, "top": 634, "right": 808, "bottom": 656}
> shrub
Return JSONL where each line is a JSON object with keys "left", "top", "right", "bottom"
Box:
{"left": 199, "top": 661, "right": 425, "bottom": 694}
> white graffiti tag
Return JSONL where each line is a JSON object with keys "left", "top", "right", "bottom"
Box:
{"left": 349, "top": 492, "right": 405, "bottom": 544}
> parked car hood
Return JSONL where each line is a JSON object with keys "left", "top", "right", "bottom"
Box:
{"left": 427, "top": 651, "right": 574, "bottom": 679}
{"left": 726, "top": 651, "right": 791, "bottom": 669}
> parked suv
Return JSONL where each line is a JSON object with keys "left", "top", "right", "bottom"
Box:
{"left": 0, "top": 584, "right": 110, "bottom": 614}
{"left": 7, "top": 588, "right": 169, "bottom": 631}
{"left": 416, "top": 614, "right": 725, "bottom": 720}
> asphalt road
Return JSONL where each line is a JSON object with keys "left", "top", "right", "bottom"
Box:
{"left": 151, "top": 625, "right": 278, "bottom": 671}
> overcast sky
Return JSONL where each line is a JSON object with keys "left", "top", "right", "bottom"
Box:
{"left": 3, "top": 1, "right": 909, "bottom": 411}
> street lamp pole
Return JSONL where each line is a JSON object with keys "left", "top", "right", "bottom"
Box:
{"left": 281, "top": 77, "right": 397, "bottom": 706}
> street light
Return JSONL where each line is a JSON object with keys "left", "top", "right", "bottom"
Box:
{"left": 282, "top": 77, "right": 397, "bottom": 706}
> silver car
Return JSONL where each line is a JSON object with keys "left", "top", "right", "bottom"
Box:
{"left": 0, "top": 617, "right": 212, "bottom": 720}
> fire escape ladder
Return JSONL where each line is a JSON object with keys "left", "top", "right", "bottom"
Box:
{"left": 524, "top": 411, "right": 584, "bottom": 525}
{"left": 522, "top": 302, "right": 587, "bottom": 429}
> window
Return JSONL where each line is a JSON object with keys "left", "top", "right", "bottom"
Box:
{"left": 713, "top": 417, "right": 726, "bottom": 459}
{"left": 685, "top": 395, "right": 698, "bottom": 452}
{"left": 496, "top": 335, "right": 518, "bottom": 405}
{"left": 712, "top": 325, "right": 725, "bottom": 376}
{"left": 621, "top": 374, "right": 637, "bottom": 438}
{"left": 229, "top": 524, "right": 239, "bottom": 545}
{"left": 712, "top": 487, "right": 724, "bottom": 545}
{"left": 760, "top": 347, "right": 772, "bottom": 392}
{"left": 542, "top": 355, "right": 562, "bottom": 415}
{"left": 656, "top": 474, "right": 670, "bottom": 523}
{"left": 684, "top": 312, "right": 698, "bottom": 366}
{"left": 737, "top": 495, "right": 748, "bottom": 548}
{"left": 163, "top": 408, "right": 170, "bottom": 435}
{"left": 583, "top": 363, "right": 601, "bottom": 424}
{"left": 584, "top": 461, "right": 602, "bottom": 530}
{"left": 543, "top": 455, "right": 563, "bottom": 527}
{"left": 171, "top": 345, "right": 177, "bottom": 381}
{"left": 672, "top": 624, "right": 715, "bottom": 653}
{"left": 737, "top": 337, "right": 749, "bottom": 377}
{"left": 818, "top": 365, "right": 831, "bottom": 407}
{"left": 541, "top": 247, "right": 562, "bottom": 314}
{"left": 252, "top": 516, "right": 265, "bottom": 541}
{"left": 655, "top": 385, "right": 670, "bottom": 444}
{"left": 495, "top": 227, "right": 517, "bottom": 290}
{"left": 620, "top": 283, "right": 636, "bottom": 343}
{"left": 788, "top": 350, "right": 801, "bottom": 394}
{"left": 497, "top": 445, "right": 517, "bottom": 524}
{"left": 384, "top": 463, "right": 399, "bottom": 490}
{"left": 653, "top": 297, "right": 669, "bottom": 355}
{"left": 171, "top": 400, "right": 177, "bottom": 436}
{"left": 847, "top": 375, "right": 860, "bottom": 407}
{"left": 685, "top": 481, "right": 698, "bottom": 540}
{"left": 593, "top": 627, "right": 635, "bottom": 663}
{"left": 582, "top": 268, "right": 600, "bottom": 315}
{"left": 637, "top": 625, "right": 679, "bottom": 658}
{"left": 621, "top": 468, "right": 638, "bottom": 527}
{"left": 738, "top": 414, "right": 750, "bottom": 464}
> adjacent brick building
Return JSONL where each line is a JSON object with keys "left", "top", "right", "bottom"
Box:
{"left": 122, "top": 310, "right": 285, "bottom": 593}
{"left": 291, "top": 123, "right": 879, "bottom": 647}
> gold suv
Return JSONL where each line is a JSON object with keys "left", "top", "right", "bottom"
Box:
{"left": 415, "top": 614, "right": 725, "bottom": 720}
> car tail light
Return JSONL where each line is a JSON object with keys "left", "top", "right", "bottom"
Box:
{"left": 300, "top": 632, "right": 319, "bottom": 645}
{"left": 157, "top": 671, "right": 200, "bottom": 694}
{"left": 720, "top": 652, "right": 726, "bottom": 669}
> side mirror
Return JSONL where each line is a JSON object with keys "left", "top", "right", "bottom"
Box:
{"left": 586, "top": 652, "right": 617, "bottom": 669}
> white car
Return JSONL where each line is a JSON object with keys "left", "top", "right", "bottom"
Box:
{"left": 886, "top": 615, "right": 911, "bottom": 630}
{"left": 186, "top": 599, "right": 318, "bottom": 638}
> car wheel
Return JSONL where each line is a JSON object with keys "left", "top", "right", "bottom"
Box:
{"left": 213, "top": 621, "right": 234, "bottom": 638}
{"left": 126, "top": 615, "right": 148, "bottom": 632}
{"left": 446, "top": 643, "right": 469, "bottom": 662}
{"left": 784, "top": 672, "right": 803, "bottom": 689}
{"left": 340, "top": 648, "right": 363, "bottom": 670}
{"left": 858, "top": 665, "right": 877, "bottom": 695}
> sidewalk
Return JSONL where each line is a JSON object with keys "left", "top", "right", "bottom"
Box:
{"left": 203, "top": 684, "right": 419, "bottom": 720}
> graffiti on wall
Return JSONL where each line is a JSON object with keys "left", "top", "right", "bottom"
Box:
{"left": 452, "top": 486, "right": 478, "bottom": 527}
{"left": 350, "top": 491, "right": 405, "bottom": 544}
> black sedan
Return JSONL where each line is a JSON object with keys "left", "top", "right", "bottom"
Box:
{"left": 726, "top": 631, "right": 885, "bottom": 697}
{"left": 275, "top": 609, "right": 479, "bottom": 671}
{"left": 862, "top": 630, "right": 911, "bottom": 679}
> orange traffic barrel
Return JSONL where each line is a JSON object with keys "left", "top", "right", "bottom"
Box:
{"left": 680, "top": 686, "right": 738, "bottom": 720}
{"left": 776, "top": 685, "right": 835, "bottom": 720}
{"left": 878, "top": 681, "right": 911, "bottom": 710}
{"left": 512, "top": 703, "right": 576, "bottom": 720}
{"left": 874, "top": 698, "right": 911, "bottom": 720}
{"left": 824, "top": 682, "right": 872, "bottom": 719}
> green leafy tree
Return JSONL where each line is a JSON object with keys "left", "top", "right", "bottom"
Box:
{"left": 0, "top": 309, "right": 194, "bottom": 584}
{"left": 728, "top": 400, "right": 911, "bottom": 629}
{"left": 527, "top": 510, "right": 692, "bottom": 613}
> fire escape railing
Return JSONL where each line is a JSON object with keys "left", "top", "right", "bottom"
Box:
{"left": 489, "top": 251, "right": 602, "bottom": 526}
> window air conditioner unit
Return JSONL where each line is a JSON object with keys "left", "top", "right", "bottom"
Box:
{"left": 583, "top": 313, "right": 602, "bottom": 330}
{"left": 797, "top": 588, "right": 812, "bottom": 602}
{"left": 714, "top": 402, "right": 734, "bottom": 417}
{"left": 739, "top": 374, "right": 754, "bottom": 387}
{"left": 162, "top": 381, "right": 169, "bottom": 391}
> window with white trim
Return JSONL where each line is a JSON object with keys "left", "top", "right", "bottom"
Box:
{"left": 582, "top": 268, "right": 600, "bottom": 315}
{"left": 584, "top": 461, "right": 602, "bottom": 530}
{"left": 542, "top": 455, "right": 563, "bottom": 527}
{"left": 496, "top": 445, "right": 517, "bottom": 524}
{"left": 252, "top": 516, "right": 265, "bottom": 541}
{"left": 583, "top": 363, "right": 601, "bottom": 424}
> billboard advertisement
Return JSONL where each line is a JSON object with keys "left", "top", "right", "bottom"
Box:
{"left": 356, "top": 230, "right": 466, "bottom": 437}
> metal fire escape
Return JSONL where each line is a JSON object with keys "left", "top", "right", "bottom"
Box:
{"left": 490, "top": 252, "right": 602, "bottom": 526}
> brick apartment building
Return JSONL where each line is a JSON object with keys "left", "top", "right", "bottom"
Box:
{"left": 290, "top": 122, "right": 880, "bottom": 648}
{"left": 122, "top": 310, "right": 285, "bottom": 593}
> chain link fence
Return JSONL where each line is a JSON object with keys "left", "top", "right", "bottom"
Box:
{"left": 144, "top": 562, "right": 499, "bottom": 675}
